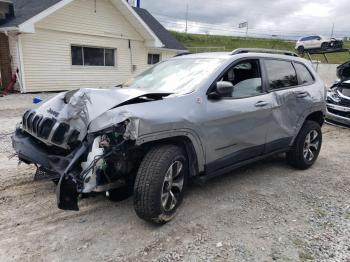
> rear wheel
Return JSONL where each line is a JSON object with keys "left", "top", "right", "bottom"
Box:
{"left": 287, "top": 121, "right": 322, "bottom": 170}
{"left": 321, "top": 42, "right": 329, "bottom": 50}
{"left": 133, "top": 145, "right": 187, "bottom": 224}
{"left": 297, "top": 46, "right": 305, "bottom": 54}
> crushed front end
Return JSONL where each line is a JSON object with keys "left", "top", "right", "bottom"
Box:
{"left": 12, "top": 88, "right": 146, "bottom": 211}
{"left": 326, "top": 62, "right": 350, "bottom": 128}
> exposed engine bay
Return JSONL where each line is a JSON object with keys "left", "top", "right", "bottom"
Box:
{"left": 326, "top": 61, "right": 350, "bottom": 127}
{"left": 12, "top": 88, "right": 170, "bottom": 210}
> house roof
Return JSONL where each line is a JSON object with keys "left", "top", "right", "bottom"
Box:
{"left": 132, "top": 7, "right": 186, "bottom": 51}
{"left": 0, "top": 0, "right": 62, "bottom": 27}
{"left": 0, "top": 0, "right": 187, "bottom": 51}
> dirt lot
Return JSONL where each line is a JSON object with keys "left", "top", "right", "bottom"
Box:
{"left": 0, "top": 93, "right": 349, "bottom": 262}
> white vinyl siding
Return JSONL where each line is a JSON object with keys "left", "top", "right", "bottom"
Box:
{"left": 16, "top": 0, "right": 179, "bottom": 92}
{"left": 20, "top": 29, "right": 149, "bottom": 92}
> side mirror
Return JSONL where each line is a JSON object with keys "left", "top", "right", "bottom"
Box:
{"left": 208, "top": 81, "right": 234, "bottom": 99}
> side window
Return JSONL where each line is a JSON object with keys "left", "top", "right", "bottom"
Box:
{"left": 221, "top": 59, "right": 263, "bottom": 98}
{"left": 71, "top": 46, "right": 115, "bottom": 66}
{"left": 265, "top": 60, "right": 298, "bottom": 90}
{"left": 148, "top": 54, "right": 160, "bottom": 65}
{"left": 294, "top": 63, "right": 314, "bottom": 85}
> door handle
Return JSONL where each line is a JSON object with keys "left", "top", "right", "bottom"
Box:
{"left": 295, "top": 91, "right": 308, "bottom": 98}
{"left": 255, "top": 101, "right": 269, "bottom": 107}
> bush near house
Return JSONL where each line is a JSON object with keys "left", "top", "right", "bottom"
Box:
{"left": 171, "top": 31, "right": 350, "bottom": 64}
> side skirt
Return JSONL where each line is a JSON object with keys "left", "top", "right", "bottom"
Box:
{"left": 194, "top": 148, "right": 290, "bottom": 184}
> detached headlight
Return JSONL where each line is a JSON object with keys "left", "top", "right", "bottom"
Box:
{"left": 327, "top": 89, "right": 341, "bottom": 103}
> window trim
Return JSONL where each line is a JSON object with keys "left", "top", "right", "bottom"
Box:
{"left": 147, "top": 53, "right": 161, "bottom": 65}
{"left": 70, "top": 45, "right": 117, "bottom": 67}
{"left": 292, "top": 61, "right": 316, "bottom": 87}
{"left": 263, "top": 58, "right": 308, "bottom": 92}
{"left": 206, "top": 57, "right": 268, "bottom": 100}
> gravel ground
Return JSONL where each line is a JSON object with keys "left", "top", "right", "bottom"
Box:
{"left": 0, "top": 93, "right": 349, "bottom": 262}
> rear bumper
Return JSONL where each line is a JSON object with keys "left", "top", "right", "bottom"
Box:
{"left": 326, "top": 104, "right": 350, "bottom": 127}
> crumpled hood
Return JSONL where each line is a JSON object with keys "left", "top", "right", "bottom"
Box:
{"left": 29, "top": 88, "right": 170, "bottom": 143}
{"left": 337, "top": 61, "right": 350, "bottom": 81}
{"left": 36, "top": 88, "right": 161, "bottom": 124}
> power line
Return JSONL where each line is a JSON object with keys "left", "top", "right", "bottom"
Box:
{"left": 153, "top": 13, "right": 350, "bottom": 38}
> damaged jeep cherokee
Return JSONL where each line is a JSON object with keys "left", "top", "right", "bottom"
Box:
{"left": 12, "top": 49, "right": 326, "bottom": 224}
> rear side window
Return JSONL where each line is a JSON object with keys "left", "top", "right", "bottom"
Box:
{"left": 294, "top": 63, "right": 314, "bottom": 85}
{"left": 265, "top": 60, "right": 298, "bottom": 90}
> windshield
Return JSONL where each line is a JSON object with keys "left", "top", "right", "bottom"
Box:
{"left": 126, "top": 58, "right": 224, "bottom": 94}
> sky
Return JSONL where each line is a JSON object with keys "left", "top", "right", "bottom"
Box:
{"left": 136, "top": 0, "right": 350, "bottom": 39}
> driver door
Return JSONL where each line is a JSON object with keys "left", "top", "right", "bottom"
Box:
{"left": 200, "top": 59, "right": 274, "bottom": 173}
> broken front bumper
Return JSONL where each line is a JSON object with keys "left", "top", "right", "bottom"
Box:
{"left": 12, "top": 128, "right": 88, "bottom": 211}
{"left": 326, "top": 104, "right": 350, "bottom": 127}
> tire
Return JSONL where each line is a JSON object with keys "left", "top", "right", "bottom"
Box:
{"left": 287, "top": 121, "right": 322, "bottom": 170}
{"left": 321, "top": 42, "right": 329, "bottom": 50}
{"left": 297, "top": 46, "right": 305, "bottom": 54}
{"left": 133, "top": 145, "right": 188, "bottom": 224}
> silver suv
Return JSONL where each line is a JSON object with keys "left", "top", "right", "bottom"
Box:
{"left": 12, "top": 49, "right": 326, "bottom": 224}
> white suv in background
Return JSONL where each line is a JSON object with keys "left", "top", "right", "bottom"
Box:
{"left": 295, "top": 35, "right": 343, "bottom": 54}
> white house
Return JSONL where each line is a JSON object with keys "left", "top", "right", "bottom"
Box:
{"left": 0, "top": 0, "right": 187, "bottom": 93}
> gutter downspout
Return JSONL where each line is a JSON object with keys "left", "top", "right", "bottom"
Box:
{"left": 128, "top": 39, "right": 135, "bottom": 73}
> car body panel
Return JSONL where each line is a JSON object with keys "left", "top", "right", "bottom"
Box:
{"left": 11, "top": 51, "right": 327, "bottom": 211}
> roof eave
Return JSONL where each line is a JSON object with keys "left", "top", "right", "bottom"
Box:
{"left": 0, "top": 0, "right": 164, "bottom": 48}
{"left": 0, "top": 26, "right": 19, "bottom": 33}
{"left": 111, "top": 0, "right": 163, "bottom": 48}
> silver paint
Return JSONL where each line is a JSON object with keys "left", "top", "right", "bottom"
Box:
{"left": 20, "top": 52, "right": 326, "bottom": 176}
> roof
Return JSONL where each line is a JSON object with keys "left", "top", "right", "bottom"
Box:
{"left": 132, "top": 7, "right": 186, "bottom": 51}
{"left": 0, "top": 0, "right": 62, "bottom": 27}
{"left": 0, "top": 0, "right": 187, "bottom": 51}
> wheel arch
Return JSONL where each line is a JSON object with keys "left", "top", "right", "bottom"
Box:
{"left": 292, "top": 110, "right": 325, "bottom": 145}
{"left": 136, "top": 130, "right": 205, "bottom": 176}
{"left": 305, "top": 111, "right": 325, "bottom": 127}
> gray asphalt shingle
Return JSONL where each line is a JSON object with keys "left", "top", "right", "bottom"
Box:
{"left": 0, "top": 0, "right": 187, "bottom": 51}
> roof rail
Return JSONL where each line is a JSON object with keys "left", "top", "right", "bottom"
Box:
{"left": 231, "top": 48, "right": 299, "bottom": 57}
{"left": 174, "top": 52, "right": 192, "bottom": 57}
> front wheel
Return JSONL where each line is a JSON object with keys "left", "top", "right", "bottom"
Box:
{"left": 287, "top": 121, "right": 322, "bottom": 170}
{"left": 133, "top": 145, "right": 188, "bottom": 224}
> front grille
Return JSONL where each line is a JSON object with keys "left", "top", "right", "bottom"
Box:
{"left": 26, "top": 112, "right": 35, "bottom": 131}
{"left": 328, "top": 107, "right": 350, "bottom": 119}
{"left": 22, "top": 110, "right": 79, "bottom": 148}
{"left": 52, "top": 123, "right": 70, "bottom": 144}
{"left": 38, "top": 118, "right": 56, "bottom": 139}
{"left": 339, "top": 97, "right": 350, "bottom": 107}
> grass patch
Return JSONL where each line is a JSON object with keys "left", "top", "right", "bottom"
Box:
{"left": 299, "top": 251, "right": 315, "bottom": 262}
{"left": 171, "top": 31, "right": 350, "bottom": 64}
{"left": 315, "top": 208, "right": 327, "bottom": 218}
{"left": 293, "top": 239, "right": 315, "bottom": 262}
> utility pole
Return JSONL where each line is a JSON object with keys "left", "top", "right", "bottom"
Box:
{"left": 185, "top": 3, "right": 189, "bottom": 33}
{"left": 246, "top": 21, "right": 249, "bottom": 39}
{"left": 330, "top": 23, "right": 335, "bottom": 38}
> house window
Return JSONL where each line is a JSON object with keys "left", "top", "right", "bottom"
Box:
{"left": 148, "top": 53, "right": 160, "bottom": 65}
{"left": 71, "top": 46, "right": 115, "bottom": 66}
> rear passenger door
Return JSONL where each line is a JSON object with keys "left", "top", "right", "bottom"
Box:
{"left": 303, "top": 36, "right": 313, "bottom": 49}
{"left": 262, "top": 59, "right": 312, "bottom": 153}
